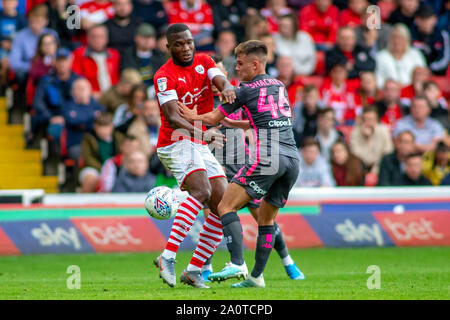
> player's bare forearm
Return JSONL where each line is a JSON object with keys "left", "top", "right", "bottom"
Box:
{"left": 212, "top": 76, "right": 236, "bottom": 104}
{"left": 178, "top": 101, "right": 225, "bottom": 126}
{"left": 161, "top": 100, "right": 204, "bottom": 137}
{"left": 220, "top": 118, "right": 250, "bottom": 130}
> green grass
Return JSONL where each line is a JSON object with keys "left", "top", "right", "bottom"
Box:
{"left": 0, "top": 247, "right": 449, "bottom": 300}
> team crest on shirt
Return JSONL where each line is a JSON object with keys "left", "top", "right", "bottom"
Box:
{"left": 157, "top": 77, "right": 167, "bottom": 91}
{"left": 195, "top": 65, "right": 205, "bottom": 74}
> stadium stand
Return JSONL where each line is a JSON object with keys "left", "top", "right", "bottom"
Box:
{"left": 0, "top": 0, "right": 448, "bottom": 193}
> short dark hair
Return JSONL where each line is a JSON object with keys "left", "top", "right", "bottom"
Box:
{"left": 423, "top": 80, "right": 439, "bottom": 91}
{"left": 436, "top": 141, "right": 450, "bottom": 153}
{"left": 406, "top": 152, "right": 423, "bottom": 161}
{"left": 412, "top": 95, "right": 430, "bottom": 107}
{"left": 124, "top": 134, "right": 138, "bottom": 141}
{"left": 94, "top": 112, "right": 113, "bottom": 126}
{"left": 300, "top": 136, "right": 320, "bottom": 150}
{"left": 317, "top": 107, "right": 335, "bottom": 118}
{"left": 166, "top": 23, "right": 190, "bottom": 41}
{"left": 234, "top": 40, "right": 268, "bottom": 57}
{"left": 362, "top": 105, "right": 379, "bottom": 117}
{"left": 303, "top": 84, "right": 318, "bottom": 94}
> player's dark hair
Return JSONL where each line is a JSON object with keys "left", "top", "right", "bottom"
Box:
{"left": 235, "top": 40, "right": 268, "bottom": 57}
{"left": 166, "top": 23, "right": 190, "bottom": 41}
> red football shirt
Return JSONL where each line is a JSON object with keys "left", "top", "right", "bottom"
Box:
{"left": 167, "top": 0, "right": 213, "bottom": 35}
{"left": 154, "top": 53, "right": 223, "bottom": 148}
{"left": 298, "top": 3, "right": 339, "bottom": 44}
{"left": 320, "top": 81, "right": 357, "bottom": 124}
{"left": 339, "top": 9, "right": 361, "bottom": 27}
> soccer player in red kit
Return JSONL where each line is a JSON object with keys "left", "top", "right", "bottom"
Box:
{"left": 152, "top": 23, "right": 236, "bottom": 289}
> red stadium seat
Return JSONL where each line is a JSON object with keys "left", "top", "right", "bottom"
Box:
{"left": 335, "top": 125, "right": 354, "bottom": 143}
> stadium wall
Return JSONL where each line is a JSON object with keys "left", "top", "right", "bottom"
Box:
{"left": 0, "top": 188, "right": 449, "bottom": 255}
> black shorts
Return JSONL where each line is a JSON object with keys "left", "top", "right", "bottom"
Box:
{"left": 223, "top": 163, "right": 260, "bottom": 209}
{"left": 231, "top": 154, "right": 300, "bottom": 208}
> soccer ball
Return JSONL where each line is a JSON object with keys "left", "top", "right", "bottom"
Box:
{"left": 145, "top": 186, "right": 179, "bottom": 220}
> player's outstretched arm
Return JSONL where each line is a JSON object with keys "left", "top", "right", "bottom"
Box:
{"left": 211, "top": 75, "right": 236, "bottom": 104}
{"left": 220, "top": 118, "right": 250, "bottom": 130}
{"left": 178, "top": 101, "right": 225, "bottom": 126}
{"left": 161, "top": 99, "right": 214, "bottom": 138}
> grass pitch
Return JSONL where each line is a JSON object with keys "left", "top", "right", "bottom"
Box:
{"left": 0, "top": 247, "right": 448, "bottom": 300}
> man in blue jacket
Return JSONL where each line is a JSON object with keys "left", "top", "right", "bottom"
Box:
{"left": 411, "top": 5, "right": 450, "bottom": 75}
{"left": 63, "top": 78, "right": 105, "bottom": 160}
{"left": 32, "top": 48, "right": 80, "bottom": 144}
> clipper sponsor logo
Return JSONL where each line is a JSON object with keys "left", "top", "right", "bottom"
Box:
{"left": 268, "top": 118, "right": 291, "bottom": 127}
{"left": 249, "top": 181, "right": 267, "bottom": 195}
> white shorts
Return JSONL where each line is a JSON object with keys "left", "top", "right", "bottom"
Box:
{"left": 157, "top": 139, "right": 226, "bottom": 191}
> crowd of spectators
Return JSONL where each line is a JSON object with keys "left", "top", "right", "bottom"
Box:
{"left": 0, "top": 0, "right": 449, "bottom": 192}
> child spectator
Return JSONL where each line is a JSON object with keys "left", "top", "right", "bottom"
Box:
{"left": 276, "top": 56, "right": 304, "bottom": 107}
{"left": 127, "top": 98, "right": 160, "bottom": 158}
{"left": 212, "top": 0, "right": 247, "bottom": 43}
{"left": 215, "top": 30, "right": 237, "bottom": 78}
{"left": 375, "top": 24, "right": 427, "bottom": 88}
{"left": 166, "top": 0, "right": 214, "bottom": 51}
{"left": 32, "top": 48, "right": 80, "bottom": 146}
{"left": 355, "top": 71, "right": 378, "bottom": 112}
{"left": 292, "top": 84, "right": 321, "bottom": 147}
{"left": 99, "top": 68, "right": 142, "bottom": 114}
{"left": 273, "top": 13, "right": 316, "bottom": 76}
{"left": 111, "top": 150, "right": 156, "bottom": 192}
{"left": 315, "top": 107, "right": 343, "bottom": 161}
{"left": 98, "top": 133, "right": 142, "bottom": 193}
{"left": 349, "top": 106, "right": 394, "bottom": 174}
{"left": 339, "top": 0, "right": 368, "bottom": 27}
{"left": 326, "top": 26, "right": 375, "bottom": 79}
{"left": 260, "top": 0, "right": 293, "bottom": 34}
{"left": 26, "top": 33, "right": 58, "bottom": 106}
{"left": 72, "top": 24, "right": 121, "bottom": 97}
{"left": 320, "top": 61, "right": 358, "bottom": 124}
{"left": 393, "top": 152, "right": 432, "bottom": 186}
{"left": 113, "top": 83, "right": 148, "bottom": 132}
{"left": 423, "top": 81, "right": 449, "bottom": 131}
{"left": 63, "top": 78, "right": 105, "bottom": 160}
{"left": 295, "top": 137, "right": 335, "bottom": 187}
{"left": 375, "top": 79, "right": 404, "bottom": 130}
{"left": 79, "top": 113, "right": 124, "bottom": 192}
{"left": 298, "top": 0, "right": 339, "bottom": 50}
{"left": 378, "top": 130, "right": 416, "bottom": 186}
{"left": 330, "top": 140, "right": 365, "bottom": 186}
{"left": 120, "top": 23, "right": 167, "bottom": 87}
{"left": 393, "top": 95, "right": 445, "bottom": 153}
{"left": 0, "top": 0, "right": 27, "bottom": 39}
{"left": 422, "top": 142, "right": 450, "bottom": 186}
{"left": 411, "top": 5, "right": 450, "bottom": 75}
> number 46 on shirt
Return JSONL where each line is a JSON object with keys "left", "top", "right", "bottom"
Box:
{"left": 257, "top": 87, "right": 292, "bottom": 119}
